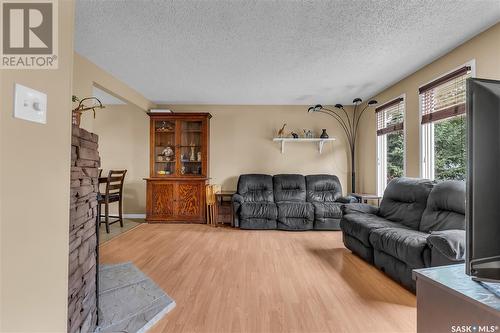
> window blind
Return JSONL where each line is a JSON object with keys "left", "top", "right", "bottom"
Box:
{"left": 375, "top": 97, "right": 404, "bottom": 136}
{"left": 420, "top": 66, "right": 471, "bottom": 124}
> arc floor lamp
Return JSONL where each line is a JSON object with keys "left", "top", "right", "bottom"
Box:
{"left": 308, "top": 98, "right": 378, "bottom": 193}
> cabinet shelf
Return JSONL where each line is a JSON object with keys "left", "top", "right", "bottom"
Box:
{"left": 272, "top": 138, "right": 336, "bottom": 154}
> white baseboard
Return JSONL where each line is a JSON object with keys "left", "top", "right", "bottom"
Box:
{"left": 123, "top": 214, "right": 146, "bottom": 219}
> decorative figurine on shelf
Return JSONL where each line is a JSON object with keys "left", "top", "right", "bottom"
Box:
{"left": 197, "top": 151, "right": 202, "bottom": 162}
{"left": 162, "top": 146, "right": 174, "bottom": 161}
{"left": 190, "top": 145, "right": 196, "bottom": 161}
{"left": 303, "top": 129, "right": 313, "bottom": 138}
{"left": 291, "top": 132, "right": 299, "bottom": 139}
{"left": 181, "top": 166, "right": 186, "bottom": 174}
{"left": 157, "top": 121, "right": 174, "bottom": 132}
{"left": 278, "top": 123, "right": 287, "bottom": 138}
{"left": 320, "top": 129, "right": 329, "bottom": 138}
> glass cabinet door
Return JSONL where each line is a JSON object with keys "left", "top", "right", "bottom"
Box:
{"left": 179, "top": 120, "right": 203, "bottom": 176}
{"left": 154, "top": 120, "right": 176, "bottom": 176}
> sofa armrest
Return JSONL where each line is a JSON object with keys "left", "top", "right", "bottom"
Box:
{"left": 427, "top": 229, "right": 466, "bottom": 264}
{"left": 341, "top": 203, "right": 379, "bottom": 215}
{"left": 232, "top": 194, "right": 245, "bottom": 228}
{"left": 336, "top": 195, "right": 358, "bottom": 204}
{"left": 232, "top": 193, "right": 244, "bottom": 205}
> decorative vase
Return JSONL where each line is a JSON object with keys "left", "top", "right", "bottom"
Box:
{"left": 190, "top": 146, "right": 196, "bottom": 161}
{"left": 320, "top": 129, "right": 329, "bottom": 139}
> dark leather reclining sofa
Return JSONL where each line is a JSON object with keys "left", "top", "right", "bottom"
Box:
{"left": 232, "top": 174, "right": 356, "bottom": 230}
{"left": 340, "top": 177, "right": 466, "bottom": 291}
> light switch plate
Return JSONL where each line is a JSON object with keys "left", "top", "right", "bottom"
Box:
{"left": 14, "top": 84, "right": 47, "bottom": 124}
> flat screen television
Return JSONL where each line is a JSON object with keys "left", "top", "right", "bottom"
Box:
{"left": 467, "top": 78, "right": 500, "bottom": 282}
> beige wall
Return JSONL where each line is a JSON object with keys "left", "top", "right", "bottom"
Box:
{"left": 73, "top": 53, "right": 154, "bottom": 132}
{"left": 161, "top": 105, "right": 352, "bottom": 193}
{"left": 92, "top": 104, "right": 149, "bottom": 214}
{"left": 73, "top": 52, "right": 153, "bottom": 215}
{"left": 356, "top": 22, "right": 500, "bottom": 194}
{"left": 0, "top": 1, "right": 75, "bottom": 331}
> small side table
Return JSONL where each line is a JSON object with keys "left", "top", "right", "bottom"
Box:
{"left": 350, "top": 193, "right": 382, "bottom": 206}
{"left": 215, "top": 191, "right": 235, "bottom": 227}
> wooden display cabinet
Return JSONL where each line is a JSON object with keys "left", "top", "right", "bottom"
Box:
{"left": 145, "top": 112, "right": 211, "bottom": 223}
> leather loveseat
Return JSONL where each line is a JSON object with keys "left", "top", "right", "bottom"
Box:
{"left": 233, "top": 174, "right": 355, "bottom": 230}
{"left": 340, "top": 177, "right": 466, "bottom": 291}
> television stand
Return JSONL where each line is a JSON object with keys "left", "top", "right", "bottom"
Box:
{"left": 413, "top": 264, "right": 500, "bottom": 333}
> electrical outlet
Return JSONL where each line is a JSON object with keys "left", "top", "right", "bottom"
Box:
{"left": 14, "top": 83, "right": 47, "bottom": 124}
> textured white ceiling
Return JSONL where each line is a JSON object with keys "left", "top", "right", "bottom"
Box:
{"left": 75, "top": 0, "right": 500, "bottom": 105}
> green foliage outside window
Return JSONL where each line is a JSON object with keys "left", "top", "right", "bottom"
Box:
{"left": 434, "top": 116, "right": 466, "bottom": 181}
{"left": 383, "top": 115, "right": 466, "bottom": 183}
{"left": 387, "top": 131, "right": 404, "bottom": 182}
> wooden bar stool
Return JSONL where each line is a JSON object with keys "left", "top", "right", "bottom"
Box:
{"left": 98, "top": 169, "right": 127, "bottom": 233}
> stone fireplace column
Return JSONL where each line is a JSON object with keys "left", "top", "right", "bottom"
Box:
{"left": 68, "top": 125, "right": 100, "bottom": 333}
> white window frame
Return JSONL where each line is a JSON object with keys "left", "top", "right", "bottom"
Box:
{"left": 419, "top": 60, "right": 476, "bottom": 180}
{"left": 376, "top": 94, "right": 406, "bottom": 196}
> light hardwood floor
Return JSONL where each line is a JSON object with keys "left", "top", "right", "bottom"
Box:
{"left": 100, "top": 224, "right": 416, "bottom": 333}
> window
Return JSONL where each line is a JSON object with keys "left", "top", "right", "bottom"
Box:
{"left": 376, "top": 97, "right": 405, "bottom": 195}
{"left": 420, "top": 65, "right": 472, "bottom": 181}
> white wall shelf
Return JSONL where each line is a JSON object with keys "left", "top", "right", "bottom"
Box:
{"left": 272, "top": 138, "right": 336, "bottom": 154}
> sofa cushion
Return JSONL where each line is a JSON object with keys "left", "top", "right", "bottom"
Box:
{"left": 379, "top": 177, "right": 434, "bottom": 229}
{"left": 276, "top": 201, "right": 314, "bottom": 230}
{"left": 237, "top": 174, "right": 274, "bottom": 202}
{"left": 420, "top": 180, "right": 465, "bottom": 232}
{"left": 369, "top": 227, "right": 431, "bottom": 267}
{"left": 240, "top": 202, "right": 278, "bottom": 220}
{"left": 277, "top": 202, "right": 314, "bottom": 219}
{"left": 273, "top": 174, "right": 307, "bottom": 202}
{"left": 340, "top": 212, "right": 408, "bottom": 247}
{"left": 313, "top": 202, "right": 342, "bottom": 219}
{"left": 305, "top": 175, "right": 342, "bottom": 202}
